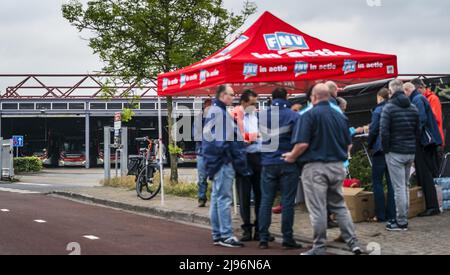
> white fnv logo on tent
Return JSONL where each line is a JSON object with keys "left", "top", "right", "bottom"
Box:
{"left": 264, "top": 32, "right": 309, "bottom": 53}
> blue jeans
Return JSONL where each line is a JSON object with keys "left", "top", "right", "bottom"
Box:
{"left": 259, "top": 164, "right": 299, "bottom": 243}
{"left": 372, "top": 152, "right": 396, "bottom": 221}
{"left": 210, "top": 163, "right": 235, "bottom": 240}
{"left": 197, "top": 156, "right": 208, "bottom": 201}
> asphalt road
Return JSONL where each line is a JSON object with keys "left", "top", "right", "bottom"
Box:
{"left": 0, "top": 191, "right": 306, "bottom": 255}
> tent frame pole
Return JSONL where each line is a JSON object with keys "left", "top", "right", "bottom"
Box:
{"left": 158, "top": 96, "right": 165, "bottom": 206}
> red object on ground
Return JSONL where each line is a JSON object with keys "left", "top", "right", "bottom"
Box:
{"left": 272, "top": 204, "right": 283, "bottom": 214}
{"left": 157, "top": 11, "right": 398, "bottom": 96}
{"left": 343, "top": 179, "right": 362, "bottom": 188}
{"left": 424, "top": 88, "right": 445, "bottom": 146}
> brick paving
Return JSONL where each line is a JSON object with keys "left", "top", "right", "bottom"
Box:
{"left": 51, "top": 186, "right": 450, "bottom": 255}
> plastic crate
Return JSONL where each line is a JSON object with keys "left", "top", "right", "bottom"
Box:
{"left": 443, "top": 200, "right": 450, "bottom": 211}
{"left": 443, "top": 189, "right": 450, "bottom": 201}
{"left": 435, "top": 178, "right": 450, "bottom": 189}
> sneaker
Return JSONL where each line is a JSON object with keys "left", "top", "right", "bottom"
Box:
{"left": 386, "top": 219, "right": 396, "bottom": 226}
{"left": 213, "top": 239, "right": 221, "bottom": 246}
{"left": 240, "top": 231, "right": 253, "bottom": 242}
{"left": 282, "top": 240, "right": 303, "bottom": 250}
{"left": 300, "top": 248, "right": 327, "bottom": 256}
{"left": 259, "top": 242, "right": 269, "bottom": 249}
{"left": 352, "top": 246, "right": 363, "bottom": 255}
{"left": 386, "top": 222, "right": 408, "bottom": 232}
{"left": 198, "top": 199, "right": 207, "bottom": 208}
{"left": 219, "top": 237, "right": 245, "bottom": 248}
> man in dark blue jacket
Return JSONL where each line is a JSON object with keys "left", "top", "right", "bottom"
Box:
{"left": 381, "top": 80, "right": 420, "bottom": 231}
{"left": 202, "top": 84, "right": 250, "bottom": 248}
{"left": 404, "top": 82, "right": 442, "bottom": 217}
{"left": 367, "top": 88, "right": 396, "bottom": 222}
{"left": 257, "top": 87, "right": 302, "bottom": 250}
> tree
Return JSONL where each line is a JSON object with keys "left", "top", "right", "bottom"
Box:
{"left": 62, "top": 0, "right": 257, "bottom": 183}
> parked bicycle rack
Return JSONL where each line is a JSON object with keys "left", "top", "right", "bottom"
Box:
{"left": 0, "top": 138, "right": 14, "bottom": 180}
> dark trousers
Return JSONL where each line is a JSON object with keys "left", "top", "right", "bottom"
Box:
{"left": 236, "top": 153, "right": 261, "bottom": 232}
{"left": 415, "top": 144, "right": 440, "bottom": 210}
{"left": 259, "top": 164, "right": 299, "bottom": 243}
{"left": 372, "top": 152, "right": 396, "bottom": 221}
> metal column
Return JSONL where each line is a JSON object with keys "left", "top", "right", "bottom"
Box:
{"left": 0, "top": 137, "right": 2, "bottom": 180}
{"left": 104, "top": 127, "right": 111, "bottom": 181}
{"left": 85, "top": 113, "right": 90, "bottom": 169}
{"left": 0, "top": 112, "right": 2, "bottom": 138}
{"left": 120, "top": 127, "right": 128, "bottom": 176}
{"left": 158, "top": 96, "right": 165, "bottom": 206}
{"left": 8, "top": 139, "right": 14, "bottom": 178}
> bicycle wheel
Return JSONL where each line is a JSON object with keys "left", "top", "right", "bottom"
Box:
{"left": 136, "top": 165, "right": 161, "bottom": 200}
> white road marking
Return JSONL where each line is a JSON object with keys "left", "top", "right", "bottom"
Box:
{"left": 0, "top": 187, "right": 40, "bottom": 194}
{"left": 15, "top": 182, "right": 51, "bottom": 187}
{"left": 1, "top": 209, "right": 10, "bottom": 212}
{"left": 34, "top": 220, "right": 47, "bottom": 223}
{"left": 83, "top": 235, "right": 100, "bottom": 240}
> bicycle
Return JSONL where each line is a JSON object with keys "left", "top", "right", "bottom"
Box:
{"left": 131, "top": 137, "right": 162, "bottom": 200}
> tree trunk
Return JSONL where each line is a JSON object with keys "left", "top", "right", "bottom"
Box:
{"left": 166, "top": 96, "right": 179, "bottom": 183}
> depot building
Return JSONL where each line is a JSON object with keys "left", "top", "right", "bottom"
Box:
{"left": 0, "top": 74, "right": 205, "bottom": 168}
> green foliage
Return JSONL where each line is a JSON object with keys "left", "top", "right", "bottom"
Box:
{"left": 165, "top": 181, "right": 211, "bottom": 199}
{"left": 348, "top": 150, "right": 372, "bottom": 191}
{"left": 62, "top": 0, "right": 257, "bottom": 79}
{"left": 101, "top": 176, "right": 136, "bottom": 190}
{"left": 121, "top": 108, "right": 136, "bottom": 122}
{"left": 62, "top": 0, "right": 257, "bottom": 182}
{"left": 168, "top": 144, "right": 183, "bottom": 155}
{"left": 435, "top": 85, "right": 450, "bottom": 100}
{"left": 13, "top": 157, "right": 43, "bottom": 173}
{"left": 102, "top": 172, "right": 212, "bottom": 199}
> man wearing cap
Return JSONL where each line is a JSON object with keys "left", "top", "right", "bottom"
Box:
{"left": 404, "top": 81, "right": 443, "bottom": 217}
{"left": 411, "top": 78, "right": 445, "bottom": 146}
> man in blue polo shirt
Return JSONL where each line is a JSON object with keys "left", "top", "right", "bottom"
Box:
{"left": 283, "top": 83, "right": 361, "bottom": 256}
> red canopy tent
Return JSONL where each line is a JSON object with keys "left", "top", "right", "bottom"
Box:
{"left": 157, "top": 11, "right": 398, "bottom": 97}
{"left": 155, "top": 11, "right": 398, "bottom": 205}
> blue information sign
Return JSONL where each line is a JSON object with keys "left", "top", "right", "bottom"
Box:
{"left": 12, "top": 136, "right": 24, "bottom": 148}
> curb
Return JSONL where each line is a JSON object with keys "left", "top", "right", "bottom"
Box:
{"left": 48, "top": 190, "right": 354, "bottom": 255}
{"left": 49, "top": 191, "right": 211, "bottom": 226}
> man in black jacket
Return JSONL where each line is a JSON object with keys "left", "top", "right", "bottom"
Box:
{"left": 404, "top": 81, "right": 442, "bottom": 217}
{"left": 380, "top": 79, "right": 420, "bottom": 232}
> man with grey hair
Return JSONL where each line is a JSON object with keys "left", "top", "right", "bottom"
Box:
{"left": 404, "top": 80, "right": 443, "bottom": 217}
{"left": 380, "top": 79, "right": 420, "bottom": 231}
{"left": 325, "top": 81, "right": 339, "bottom": 105}
{"left": 284, "top": 83, "right": 361, "bottom": 255}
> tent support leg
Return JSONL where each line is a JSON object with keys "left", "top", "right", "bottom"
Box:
{"left": 158, "top": 96, "right": 165, "bottom": 206}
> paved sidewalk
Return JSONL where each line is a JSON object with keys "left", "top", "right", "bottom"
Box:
{"left": 50, "top": 186, "right": 450, "bottom": 255}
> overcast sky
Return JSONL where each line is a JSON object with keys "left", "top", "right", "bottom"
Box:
{"left": 1, "top": 0, "right": 449, "bottom": 74}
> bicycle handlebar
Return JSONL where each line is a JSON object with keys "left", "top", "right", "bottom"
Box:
{"left": 135, "top": 137, "right": 149, "bottom": 142}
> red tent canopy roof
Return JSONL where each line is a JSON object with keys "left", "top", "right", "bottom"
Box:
{"left": 157, "top": 11, "right": 398, "bottom": 97}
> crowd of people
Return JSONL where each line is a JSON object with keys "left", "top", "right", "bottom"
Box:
{"left": 193, "top": 77, "right": 445, "bottom": 255}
